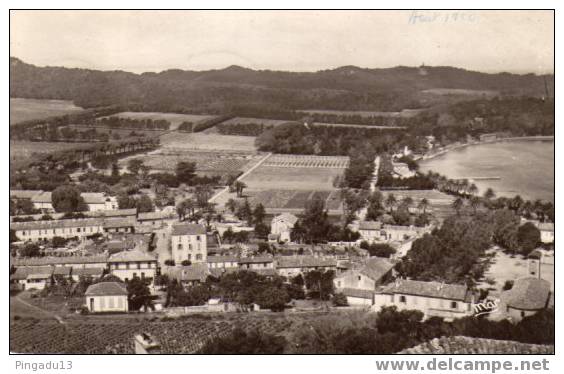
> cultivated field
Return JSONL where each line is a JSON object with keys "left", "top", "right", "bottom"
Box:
{"left": 126, "top": 149, "right": 265, "bottom": 176}
{"left": 299, "top": 109, "right": 424, "bottom": 118}
{"left": 100, "top": 112, "right": 216, "bottom": 130}
{"left": 160, "top": 132, "right": 257, "bottom": 152}
{"left": 245, "top": 189, "right": 342, "bottom": 213}
{"left": 216, "top": 117, "right": 292, "bottom": 127}
{"left": 241, "top": 166, "right": 343, "bottom": 191}
{"left": 262, "top": 154, "right": 349, "bottom": 168}
{"left": 10, "top": 140, "right": 91, "bottom": 169}
{"left": 64, "top": 125, "right": 168, "bottom": 140}
{"left": 313, "top": 122, "right": 406, "bottom": 129}
{"left": 10, "top": 98, "right": 83, "bottom": 125}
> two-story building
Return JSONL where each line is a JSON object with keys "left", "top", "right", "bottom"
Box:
{"left": 108, "top": 250, "right": 158, "bottom": 284}
{"left": 171, "top": 223, "right": 207, "bottom": 264}
{"left": 373, "top": 279, "right": 476, "bottom": 321}
{"left": 238, "top": 256, "right": 277, "bottom": 277}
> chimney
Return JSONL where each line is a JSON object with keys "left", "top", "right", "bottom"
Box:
{"left": 134, "top": 333, "right": 160, "bottom": 354}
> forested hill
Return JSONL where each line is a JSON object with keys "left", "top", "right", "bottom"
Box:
{"left": 10, "top": 57, "right": 554, "bottom": 112}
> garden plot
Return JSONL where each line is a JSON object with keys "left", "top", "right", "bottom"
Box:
{"left": 244, "top": 189, "right": 342, "bottom": 214}
{"left": 380, "top": 190, "right": 456, "bottom": 220}
{"left": 160, "top": 132, "right": 257, "bottom": 152}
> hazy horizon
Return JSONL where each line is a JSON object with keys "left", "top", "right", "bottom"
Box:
{"left": 10, "top": 10, "right": 554, "bottom": 75}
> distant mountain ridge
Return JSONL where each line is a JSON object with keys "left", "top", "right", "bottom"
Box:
{"left": 10, "top": 57, "right": 553, "bottom": 112}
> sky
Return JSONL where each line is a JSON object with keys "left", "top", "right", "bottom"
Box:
{"left": 10, "top": 10, "right": 554, "bottom": 74}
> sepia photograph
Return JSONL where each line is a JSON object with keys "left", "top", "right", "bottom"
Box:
{"left": 7, "top": 8, "right": 555, "bottom": 360}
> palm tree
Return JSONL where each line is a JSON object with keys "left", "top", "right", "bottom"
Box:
{"left": 418, "top": 198, "right": 430, "bottom": 214}
{"left": 469, "top": 196, "right": 481, "bottom": 215}
{"left": 385, "top": 193, "right": 397, "bottom": 213}
{"left": 452, "top": 197, "right": 464, "bottom": 216}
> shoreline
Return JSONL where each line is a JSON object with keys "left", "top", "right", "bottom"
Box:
{"left": 419, "top": 135, "right": 554, "bottom": 162}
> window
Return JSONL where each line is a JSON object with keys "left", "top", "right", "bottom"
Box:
{"left": 399, "top": 296, "right": 407, "bottom": 303}
{"left": 521, "top": 311, "right": 526, "bottom": 318}
{"left": 126, "top": 263, "right": 130, "bottom": 270}
{"left": 264, "top": 263, "right": 267, "bottom": 267}
{"left": 358, "top": 275, "right": 361, "bottom": 281}
{"left": 141, "top": 272, "right": 145, "bottom": 279}
{"left": 137, "top": 263, "right": 141, "bottom": 269}
{"left": 450, "top": 301, "right": 458, "bottom": 309}
{"left": 52, "top": 229, "right": 56, "bottom": 234}
{"left": 196, "top": 235, "right": 201, "bottom": 241}
{"left": 77, "top": 228, "right": 81, "bottom": 233}
{"left": 133, "top": 272, "right": 137, "bottom": 278}
{"left": 196, "top": 254, "right": 202, "bottom": 261}
{"left": 177, "top": 244, "right": 182, "bottom": 250}
{"left": 189, "top": 244, "right": 192, "bottom": 250}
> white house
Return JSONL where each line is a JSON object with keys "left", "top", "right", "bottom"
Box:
{"left": 538, "top": 223, "right": 554, "bottom": 244}
{"left": 10, "top": 266, "right": 53, "bottom": 290}
{"left": 171, "top": 223, "right": 207, "bottom": 264}
{"left": 31, "top": 191, "right": 53, "bottom": 212}
{"left": 108, "top": 250, "right": 158, "bottom": 284}
{"left": 270, "top": 213, "right": 299, "bottom": 242}
{"left": 12, "top": 255, "right": 109, "bottom": 271}
{"left": 11, "top": 218, "right": 105, "bottom": 242}
{"left": 81, "top": 193, "right": 118, "bottom": 211}
{"left": 373, "top": 279, "right": 476, "bottom": 321}
{"left": 85, "top": 282, "right": 129, "bottom": 313}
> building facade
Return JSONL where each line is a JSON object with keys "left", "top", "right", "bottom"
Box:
{"left": 85, "top": 282, "right": 129, "bottom": 313}
{"left": 108, "top": 250, "right": 158, "bottom": 284}
{"left": 171, "top": 223, "right": 208, "bottom": 264}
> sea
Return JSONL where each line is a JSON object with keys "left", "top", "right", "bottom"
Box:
{"left": 419, "top": 140, "right": 554, "bottom": 202}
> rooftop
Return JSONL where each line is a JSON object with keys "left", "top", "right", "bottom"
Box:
{"left": 538, "top": 222, "right": 554, "bottom": 231}
{"left": 340, "top": 288, "right": 375, "bottom": 299}
{"left": 81, "top": 192, "right": 107, "bottom": 205}
{"left": 399, "top": 336, "right": 554, "bottom": 354}
{"left": 356, "top": 257, "right": 394, "bottom": 281}
{"left": 108, "top": 250, "right": 156, "bottom": 263}
{"left": 138, "top": 211, "right": 168, "bottom": 221}
{"left": 103, "top": 217, "right": 136, "bottom": 228}
{"left": 501, "top": 277, "right": 551, "bottom": 310}
{"left": 272, "top": 213, "right": 299, "bottom": 225}
{"left": 31, "top": 191, "right": 52, "bottom": 203}
{"left": 239, "top": 256, "right": 273, "bottom": 264}
{"left": 11, "top": 217, "right": 104, "bottom": 231}
{"left": 85, "top": 281, "right": 128, "bottom": 296}
{"left": 359, "top": 221, "right": 382, "bottom": 231}
{"left": 10, "top": 190, "right": 43, "bottom": 199}
{"left": 276, "top": 256, "right": 337, "bottom": 269}
{"left": 171, "top": 223, "right": 206, "bottom": 236}
{"left": 379, "top": 279, "right": 471, "bottom": 302}
{"left": 12, "top": 255, "right": 109, "bottom": 267}
{"left": 207, "top": 255, "right": 238, "bottom": 263}
{"left": 11, "top": 266, "right": 53, "bottom": 280}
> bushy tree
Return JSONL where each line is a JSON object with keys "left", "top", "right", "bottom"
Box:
{"left": 52, "top": 185, "right": 88, "bottom": 213}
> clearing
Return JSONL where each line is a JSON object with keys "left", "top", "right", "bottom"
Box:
{"left": 10, "top": 98, "right": 83, "bottom": 125}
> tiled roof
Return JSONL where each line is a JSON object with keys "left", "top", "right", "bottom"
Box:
{"left": 171, "top": 223, "right": 206, "bottom": 236}
{"left": 239, "top": 256, "right": 273, "bottom": 264}
{"left": 399, "top": 336, "right": 554, "bottom": 354}
{"left": 27, "top": 273, "right": 51, "bottom": 280}
{"left": 11, "top": 266, "right": 53, "bottom": 280}
{"left": 85, "top": 281, "right": 128, "bottom": 296}
{"left": 108, "top": 250, "right": 156, "bottom": 263}
{"left": 276, "top": 256, "right": 337, "bottom": 269}
{"left": 138, "top": 211, "right": 168, "bottom": 221}
{"left": 340, "top": 288, "right": 375, "bottom": 299}
{"left": 10, "top": 190, "right": 43, "bottom": 199}
{"left": 379, "top": 279, "right": 470, "bottom": 302}
{"left": 81, "top": 193, "right": 107, "bottom": 204}
{"left": 207, "top": 255, "right": 238, "bottom": 263}
{"left": 359, "top": 221, "right": 382, "bottom": 230}
{"left": 31, "top": 191, "right": 52, "bottom": 203}
{"left": 13, "top": 255, "right": 108, "bottom": 267}
{"left": 103, "top": 217, "right": 136, "bottom": 228}
{"left": 11, "top": 217, "right": 104, "bottom": 231}
{"left": 52, "top": 266, "right": 72, "bottom": 275}
{"left": 85, "top": 208, "right": 137, "bottom": 218}
{"left": 72, "top": 268, "right": 104, "bottom": 277}
{"left": 501, "top": 277, "right": 551, "bottom": 310}
{"left": 358, "top": 257, "right": 394, "bottom": 281}
{"left": 167, "top": 263, "right": 209, "bottom": 282}
{"left": 272, "top": 213, "right": 299, "bottom": 225}
{"left": 209, "top": 267, "right": 239, "bottom": 278}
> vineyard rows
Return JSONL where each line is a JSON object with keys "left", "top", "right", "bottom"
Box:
{"left": 263, "top": 154, "right": 349, "bottom": 169}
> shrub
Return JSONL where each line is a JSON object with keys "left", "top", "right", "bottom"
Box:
{"left": 332, "top": 293, "right": 349, "bottom": 307}
{"left": 181, "top": 260, "right": 192, "bottom": 266}
{"left": 164, "top": 259, "right": 176, "bottom": 266}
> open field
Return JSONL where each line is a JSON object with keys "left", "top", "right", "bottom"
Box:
{"left": 100, "top": 112, "right": 216, "bottom": 130}
{"left": 125, "top": 149, "right": 265, "bottom": 176}
{"left": 216, "top": 117, "right": 293, "bottom": 127}
{"left": 65, "top": 125, "right": 169, "bottom": 140}
{"left": 9, "top": 312, "right": 328, "bottom": 354}
{"left": 160, "top": 132, "right": 257, "bottom": 152}
{"left": 299, "top": 109, "right": 424, "bottom": 118}
{"left": 10, "top": 140, "right": 92, "bottom": 169}
{"left": 10, "top": 98, "right": 84, "bottom": 125}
